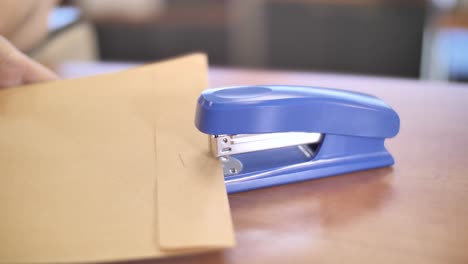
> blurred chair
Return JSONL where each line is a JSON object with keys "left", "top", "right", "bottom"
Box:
{"left": 76, "top": 0, "right": 228, "bottom": 64}
{"left": 264, "top": 0, "right": 427, "bottom": 78}
{"left": 65, "top": 0, "right": 430, "bottom": 79}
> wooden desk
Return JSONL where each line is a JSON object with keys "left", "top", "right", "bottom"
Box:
{"left": 57, "top": 63, "right": 468, "bottom": 264}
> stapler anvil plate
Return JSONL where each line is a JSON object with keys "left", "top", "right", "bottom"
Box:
{"left": 195, "top": 85, "right": 400, "bottom": 193}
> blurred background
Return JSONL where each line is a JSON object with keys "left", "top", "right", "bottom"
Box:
{"left": 33, "top": 0, "right": 468, "bottom": 82}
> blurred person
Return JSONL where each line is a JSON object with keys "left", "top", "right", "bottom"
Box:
{"left": 0, "top": 0, "right": 58, "bottom": 89}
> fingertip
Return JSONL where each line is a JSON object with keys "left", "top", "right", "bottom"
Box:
{"left": 0, "top": 35, "right": 59, "bottom": 88}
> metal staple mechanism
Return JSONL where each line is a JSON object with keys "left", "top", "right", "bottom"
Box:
{"left": 210, "top": 132, "right": 322, "bottom": 175}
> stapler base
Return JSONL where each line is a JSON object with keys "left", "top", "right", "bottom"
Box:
{"left": 225, "top": 134, "right": 394, "bottom": 193}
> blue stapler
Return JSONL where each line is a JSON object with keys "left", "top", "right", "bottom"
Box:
{"left": 195, "top": 85, "right": 400, "bottom": 193}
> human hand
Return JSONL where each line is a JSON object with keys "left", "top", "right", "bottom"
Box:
{"left": 0, "top": 36, "right": 58, "bottom": 89}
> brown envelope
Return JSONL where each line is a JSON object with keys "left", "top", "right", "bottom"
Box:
{"left": 0, "top": 54, "right": 234, "bottom": 263}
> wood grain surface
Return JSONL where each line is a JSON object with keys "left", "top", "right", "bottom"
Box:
{"left": 57, "top": 63, "right": 468, "bottom": 264}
